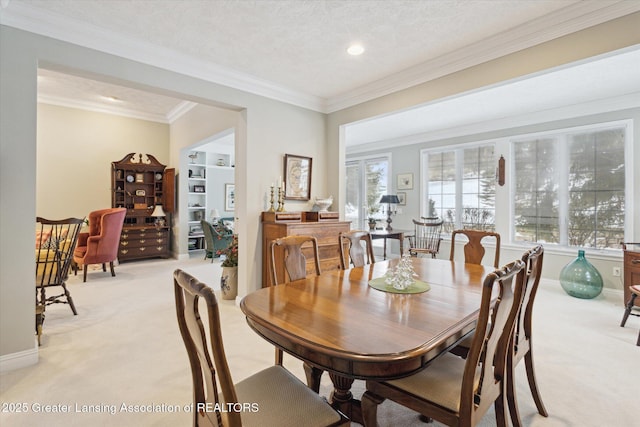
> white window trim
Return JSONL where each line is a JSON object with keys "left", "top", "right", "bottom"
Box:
{"left": 346, "top": 152, "right": 393, "bottom": 228}
{"left": 507, "top": 119, "right": 633, "bottom": 253}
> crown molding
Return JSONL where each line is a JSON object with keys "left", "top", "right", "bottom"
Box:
{"left": 328, "top": 1, "right": 640, "bottom": 113}
{"left": 38, "top": 94, "right": 171, "bottom": 123}
{"left": 0, "top": 2, "right": 326, "bottom": 112}
{"left": 346, "top": 92, "right": 640, "bottom": 155}
{"left": 2, "top": 1, "right": 638, "bottom": 115}
{"left": 167, "top": 101, "right": 198, "bottom": 124}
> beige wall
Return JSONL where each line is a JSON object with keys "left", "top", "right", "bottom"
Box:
{"left": 36, "top": 103, "right": 170, "bottom": 219}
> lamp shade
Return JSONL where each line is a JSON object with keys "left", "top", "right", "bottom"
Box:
{"left": 151, "top": 205, "right": 166, "bottom": 217}
{"left": 211, "top": 208, "right": 220, "bottom": 219}
{"left": 380, "top": 195, "right": 400, "bottom": 204}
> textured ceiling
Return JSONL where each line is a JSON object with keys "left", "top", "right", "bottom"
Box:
{"left": 15, "top": 0, "right": 581, "bottom": 99}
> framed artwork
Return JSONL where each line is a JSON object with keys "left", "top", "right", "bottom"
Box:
{"left": 397, "top": 173, "right": 413, "bottom": 190}
{"left": 193, "top": 185, "right": 205, "bottom": 193}
{"left": 397, "top": 192, "right": 406, "bottom": 206}
{"left": 225, "top": 183, "right": 235, "bottom": 211}
{"left": 284, "top": 154, "right": 312, "bottom": 201}
{"left": 135, "top": 173, "right": 144, "bottom": 183}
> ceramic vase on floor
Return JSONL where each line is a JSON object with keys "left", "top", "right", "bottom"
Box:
{"left": 221, "top": 266, "right": 238, "bottom": 300}
{"left": 559, "top": 250, "right": 603, "bottom": 299}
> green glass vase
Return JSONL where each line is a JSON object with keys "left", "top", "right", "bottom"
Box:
{"left": 559, "top": 250, "right": 603, "bottom": 299}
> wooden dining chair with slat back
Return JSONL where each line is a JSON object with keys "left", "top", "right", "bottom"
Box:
{"left": 269, "top": 235, "right": 324, "bottom": 391}
{"left": 408, "top": 217, "right": 443, "bottom": 258}
{"left": 361, "top": 259, "right": 526, "bottom": 427}
{"left": 270, "top": 235, "right": 321, "bottom": 286}
{"left": 173, "top": 269, "right": 348, "bottom": 427}
{"left": 450, "top": 229, "right": 501, "bottom": 267}
{"left": 339, "top": 230, "right": 375, "bottom": 269}
{"left": 452, "top": 245, "right": 547, "bottom": 426}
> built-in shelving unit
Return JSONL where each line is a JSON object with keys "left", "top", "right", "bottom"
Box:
{"left": 186, "top": 150, "right": 234, "bottom": 253}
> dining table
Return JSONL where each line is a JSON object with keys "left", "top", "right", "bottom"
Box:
{"left": 240, "top": 257, "right": 494, "bottom": 423}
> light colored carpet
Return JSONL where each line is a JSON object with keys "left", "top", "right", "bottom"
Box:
{"left": 1, "top": 255, "right": 637, "bottom": 426}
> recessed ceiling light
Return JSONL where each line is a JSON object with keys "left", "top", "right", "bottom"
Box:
{"left": 347, "top": 44, "right": 364, "bottom": 56}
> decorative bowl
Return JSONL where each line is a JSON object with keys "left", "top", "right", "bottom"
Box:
{"left": 314, "top": 196, "right": 333, "bottom": 212}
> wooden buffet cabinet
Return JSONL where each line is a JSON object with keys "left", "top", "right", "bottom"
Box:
{"left": 622, "top": 243, "right": 640, "bottom": 307}
{"left": 261, "top": 211, "right": 350, "bottom": 287}
{"left": 112, "top": 153, "right": 175, "bottom": 262}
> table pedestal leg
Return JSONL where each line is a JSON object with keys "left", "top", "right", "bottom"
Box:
{"left": 328, "top": 372, "right": 362, "bottom": 424}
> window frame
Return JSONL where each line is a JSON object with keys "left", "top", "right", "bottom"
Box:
{"left": 345, "top": 153, "right": 392, "bottom": 229}
{"left": 420, "top": 141, "right": 497, "bottom": 231}
{"left": 508, "top": 119, "right": 633, "bottom": 252}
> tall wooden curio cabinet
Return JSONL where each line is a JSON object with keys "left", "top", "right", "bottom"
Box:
{"left": 112, "top": 153, "right": 175, "bottom": 261}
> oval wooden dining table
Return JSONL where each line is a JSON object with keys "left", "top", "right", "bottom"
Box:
{"left": 240, "top": 257, "right": 493, "bottom": 423}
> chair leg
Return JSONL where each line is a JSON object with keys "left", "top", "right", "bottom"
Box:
{"left": 637, "top": 329, "right": 640, "bottom": 346}
{"left": 275, "top": 348, "right": 283, "bottom": 365}
{"left": 303, "top": 363, "right": 323, "bottom": 393}
{"left": 83, "top": 265, "right": 88, "bottom": 282}
{"left": 524, "top": 350, "right": 548, "bottom": 416}
{"left": 620, "top": 293, "right": 637, "bottom": 327}
{"left": 35, "top": 304, "right": 45, "bottom": 346}
{"left": 62, "top": 283, "right": 78, "bottom": 315}
{"left": 494, "top": 392, "right": 509, "bottom": 427}
{"left": 109, "top": 261, "right": 116, "bottom": 277}
{"left": 507, "top": 352, "right": 523, "bottom": 427}
{"left": 361, "top": 390, "right": 385, "bottom": 427}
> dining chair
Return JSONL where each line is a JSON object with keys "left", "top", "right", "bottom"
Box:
{"left": 452, "top": 245, "right": 547, "bottom": 426}
{"left": 408, "top": 217, "right": 443, "bottom": 258}
{"left": 450, "top": 229, "right": 501, "bottom": 268}
{"left": 72, "top": 207, "right": 126, "bottom": 282}
{"left": 269, "top": 235, "right": 324, "bottom": 388}
{"left": 36, "top": 217, "right": 84, "bottom": 344}
{"left": 361, "top": 258, "right": 526, "bottom": 427}
{"left": 620, "top": 284, "right": 640, "bottom": 346}
{"left": 269, "top": 235, "right": 321, "bottom": 285}
{"left": 339, "top": 230, "right": 375, "bottom": 269}
{"left": 173, "top": 269, "right": 348, "bottom": 427}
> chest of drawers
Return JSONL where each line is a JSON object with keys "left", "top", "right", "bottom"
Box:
{"left": 119, "top": 226, "right": 170, "bottom": 261}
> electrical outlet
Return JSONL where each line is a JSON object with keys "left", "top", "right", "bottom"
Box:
{"left": 612, "top": 266, "right": 621, "bottom": 277}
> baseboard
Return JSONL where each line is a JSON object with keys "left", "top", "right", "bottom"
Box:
{"left": 0, "top": 344, "right": 38, "bottom": 373}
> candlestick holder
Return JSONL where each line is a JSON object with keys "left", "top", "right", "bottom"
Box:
{"left": 276, "top": 186, "right": 285, "bottom": 212}
{"left": 268, "top": 186, "right": 276, "bottom": 212}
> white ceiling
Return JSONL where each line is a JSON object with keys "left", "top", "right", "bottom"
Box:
{"left": 2, "top": 0, "right": 640, "bottom": 148}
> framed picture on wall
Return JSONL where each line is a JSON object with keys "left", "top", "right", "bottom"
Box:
{"left": 225, "top": 183, "right": 235, "bottom": 211}
{"left": 284, "top": 154, "right": 312, "bottom": 201}
{"left": 397, "top": 173, "right": 413, "bottom": 190}
{"left": 193, "top": 185, "right": 205, "bottom": 193}
{"left": 397, "top": 192, "right": 406, "bottom": 205}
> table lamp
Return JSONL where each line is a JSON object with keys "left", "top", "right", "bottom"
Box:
{"left": 211, "top": 208, "right": 221, "bottom": 224}
{"left": 379, "top": 195, "right": 400, "bottom": 231}
{"left": 151, "top": 204, "right": 166, "bottom": 227}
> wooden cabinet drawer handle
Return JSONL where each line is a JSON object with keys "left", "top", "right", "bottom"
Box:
{"left": 121, "top": 241, "right": 129, "bottom": 246}
{"left": 120, "top": 249, "right": 128, "bottom": 255}
{"left": 632, "top": 259, "right": 640, "bottom": 264}
{"left": 156, "top": 239, "right": 164, "bottom": 243}
{"left": 140, "top": 239, "right": 146, "bottom": 244}
{"left": 122, "top": 234, "right": 128, "bottom": 239}
{"left": 139, "top": 247, "right": 146, "bottom": 251}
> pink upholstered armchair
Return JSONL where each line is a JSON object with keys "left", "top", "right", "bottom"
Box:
{"left": 73, "top": 208, "right": 126, "bottom": 282}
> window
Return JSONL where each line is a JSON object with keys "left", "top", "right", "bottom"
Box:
{"left": 345, "top": 155, "right": 390, "bottom": 229}
{"left": 424, "top": 144, "right": 495, "bottom": 232}
{"left": 513, "top": 123, "right": 626, "bottom": 249}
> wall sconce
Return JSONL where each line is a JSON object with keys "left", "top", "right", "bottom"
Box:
{"left": 497, "top": 155, "right": 505, "bottom": 186}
